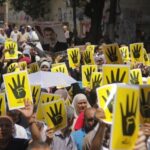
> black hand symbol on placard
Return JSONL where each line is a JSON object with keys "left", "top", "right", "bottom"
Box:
{"left": 8, "top": 75, "right": 26, "bottom": 99}
{"left": 47, "top": 103, "right": 63, "bottom": 125}
{"left": 84, "top": 67, "right": 95, "bottom": 82}
{"left": 8, "top": 64, "right": 16, "bottom": 73}
{"left": 42, "top": 96, "right": 55, "bottom": 103}
{"left": 84, "top": 51, "right": 91, "bottom": 64}
{"left": 32, "top": 87, "right": 39, "bottom": 104}
{"left": 21, "top": 63, "right": 26, "bottom": 70}
{"left": 132, "top": 45, "right": 141, "bottom": 58}
{"left": 92, "top": 75, "right": 102, "bottom": 89}
{"left": 122, "top": 49, "right": 127, "bottom": 58}
{"left": 102, "top": 89, "right": 114, "bottom": 113}
{"left": 56, "top": 67, "right": 65, "bottom": 73}
{"left": 31, "top": 65, "right": 38, "bottom": 73}
{"left": 0, "top": 98, "right": 2, "bottom": 116}
{"left": 140, "top": 89, "right": 150, "bottom": 118}
{"left": 70, "top": 50, "right": 79, "bottom": 64}
{"left": 120, "top": 92, "right": 137, "bottom": 136}
{"left": 144, "top": 53, "right": 148, "bottom": 61}
{"left": 8, "top": 43, "right": 15, "bottom": 55}
{"left": 130, "top": 71, "right": 139, "bottom": 84}
{"left": 106, "top": 46, "right": 118, "bottom": 62}
{"left": 106, "top": 68, "right": 126, "bottom": 84}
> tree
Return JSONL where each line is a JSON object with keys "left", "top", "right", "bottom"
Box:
{"left": 11, "top": 0, "right": 50, "bottom": 19}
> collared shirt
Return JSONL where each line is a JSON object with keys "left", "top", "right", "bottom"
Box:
{"left": 51, "top": 130, "right": 77, "bottom": 150}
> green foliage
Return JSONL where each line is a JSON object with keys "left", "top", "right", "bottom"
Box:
{"left": 11, "top": 0, "right": 50, "bottom": 19}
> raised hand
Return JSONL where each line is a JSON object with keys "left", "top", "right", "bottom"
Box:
{"left": 84, "top": 67, "right": 95, "bottom": 82}
{"left": 102, "top": 89, "right": 114, "bottom": 113}
{"left": 106, "top": 68, "right": 126, "bottom": 84}
{"left": 132, "top": 45, "right": 141, "bottom": 58}
{"left": 8, "top": 75, "right": 26, "bottom": 99}
{"left": 70, "top": 50, "right": 79, "bottom": 64}
{"left": 140, "top": 89, "right": 150, "bottom": 118}
{"left": 106, "top": 46, "right": 118, "bottom": 62}
{"left": 130, "top": 71, "right": 139, "bottom": 84}
{"left": 84, "top": 51, "right": 91, "bottom": 64}
{"left": 92, "top": 75, "right": 102, "bottom": 89}
{"left": 120, "top": 92, "right": 138, "bottom": 136}
{"left": 47, "top": 103, "right": 63, "bottom": 126}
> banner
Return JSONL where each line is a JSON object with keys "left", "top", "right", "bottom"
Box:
{"left": 3, "top": 71, "right": 32, "bottom": 110}
{"left": 102, "top": 64, "right": 130, "bottom": 85}
{"left": 103, "top": 43, "right": 123, "bottom": 64}
{"left": 82, "top": 65, "right": 98, "bottom": 87}
{"left": 111, "top": 85, "right": 139, "bottom": 150}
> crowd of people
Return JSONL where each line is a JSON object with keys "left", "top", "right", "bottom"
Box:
{"left": 0, "top": 22, "right": 150, "bottom": 150}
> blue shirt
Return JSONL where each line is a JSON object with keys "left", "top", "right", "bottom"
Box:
{"left": 71, "top": 129, "right": 87, "bottom": 150}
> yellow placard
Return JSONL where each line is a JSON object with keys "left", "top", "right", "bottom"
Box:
{"left": 111, "top": 85, "right": 139, "bottom": 150}
{"left": 43, "top": 100, "right": 67, "bottom": 131}
{"left": 130, "top": 43, "right": 144, "bottom": 63}
{"left": 65, "top": 99, "right": 71, "bottom": 107}
{"left": 29, "top": 62, "right": 40, "bottom": 73}
{"left": 103, "top": 43, "right": 123, "bottom": 64}
{"left": 3, "top": 71, "right": 32, "bottom": 110}
{"left": 4, "top": 41, "right": 18, "bottom": 60}
{"left": 31, "top": 85, "right": 41, "bottom": 105}
{"left": 83, "top": 49, "right": 95, "bottom": 65}
{"left": 130, "top": 69, "right": 143, "bottom": 85}
{"left": 143, "top": 48, "right": 150, "bottom": 66}
{"left": 36, "top": 93, "right": 61, "bottom": 121}
{"left": 7, "top": 63, "right": 20, "bottom": 73}
{"left": 90, "top": 72, "right": 102, "bottom": 89}
{"left": 82, "top": 65, "right": 98, "bottom": 88}
{"left": 119, "top": 46, "right": 130, "bottom": 62}
{"left": 102, "top": 64, "right": 130, "bottom": 85}
{"left": 97, "top": 84, "right": 117, "bottom": 123}
{"left": 19, "top": 61, "right": 27, "bottom": 71}
{"left": 86, "top": 45, "right": 95, "bottom": 53}
{"left": 51, "top": 63, "right": 64, "bottom": 68}
{"left": 139, "top": 85, "right": 150, "bottom": 123}
{"left": 0, "top": 93, "right": 6, "bottom": 116}
{"left": 67, "top": 48, "right": 80, "bottom": 69}
{"left": 51, "top": 63, "right": 69, "bottom": 75}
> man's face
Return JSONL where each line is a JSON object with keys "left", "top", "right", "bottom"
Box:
{"left": 0, "top": 118, "right": 13, "bottom": 140}
{"left": 44, "top": 30, "right": 57, "bottom": 42}
{"left": 84, "top": 109, "right": 97, "bottom": 132}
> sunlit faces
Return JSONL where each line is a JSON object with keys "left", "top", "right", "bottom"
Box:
{"left": 76, "top": 100, "right": 88, "bottom": 114}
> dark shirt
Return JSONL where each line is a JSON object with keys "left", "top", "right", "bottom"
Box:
{"left": 4, "top": 138, "right": 29, "bottom": 150}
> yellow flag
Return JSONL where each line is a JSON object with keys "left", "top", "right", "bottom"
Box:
{"left": 119, "top": 46, "right": 130, "bottom": 62}
{"left": 36, "top": 93, "right": 61, "bottom": 121}
{"left": 103, "top": 43, "right": 123, "bottom": 64}
{"left": 143, "top": 48, "right": 150, "bottom": 66}
{"left": 29, "top": 62, "right": 40, "bottom": 73}
{"left": 130, "top": 69, "right": 143, "bottom": 85}
{"left": 67, "top": 48, "right": 80, "bottom": 69}
{"left": 19, "top": 61, "right": 27, "bottom": 71}
{"left": 43, "top": 100, "right": 67, "bottom": 131}
{"left": 111, "top": 85, "right": 139, "bottom": 150}
{"left": 82, "top": 65, "right": 98, "bottom": 88}
{"left": 0, "top": 93, "right": 6, "bottom": 116}
{"left": 139, "top": 85, "right": 150, "bottom": 123}
{"left": 102, "top": 64, "right": 130, "bottom": 85}
{"left": 90, "top": 72, "right": 102, "bottom": 89}
{"left": 7, "top": 63, "right": 20, "bottom": 73}
{"left": 5, "top": 41, "right": 18, "bottom": 60}
{"left": 3, "top": 71, "right": 32, "bottom": 110}
{"left": 31, "top": 85, "right": 41, "bottom": 105}
{"left": 97, "top": 84, "right": 117, "bottom": 123}
{"left": 130, "top": 43, "right": 144, "bottom": 63}
{"left": 51, "top": 63, "right": 69, "bottom": 75}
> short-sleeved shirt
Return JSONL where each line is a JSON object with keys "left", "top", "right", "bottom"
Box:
{"left": 5, "top": 138, "right": 29, "bottom": 150}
